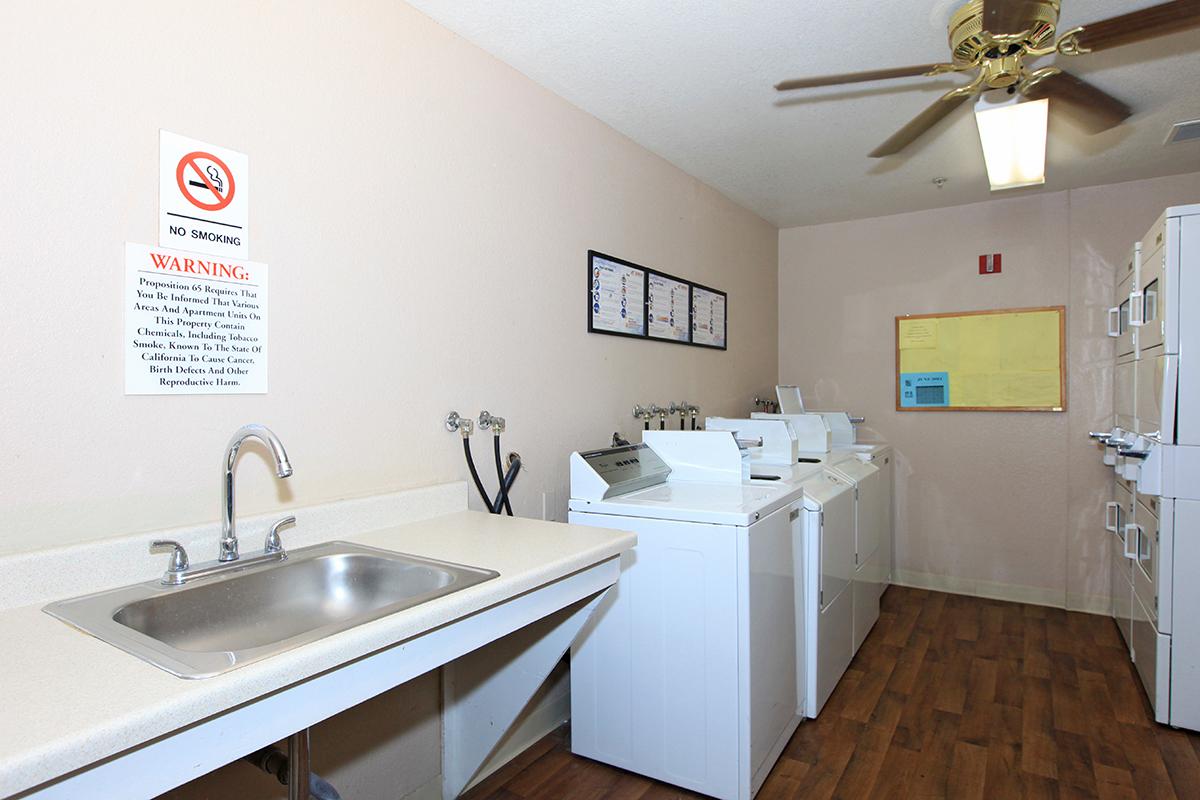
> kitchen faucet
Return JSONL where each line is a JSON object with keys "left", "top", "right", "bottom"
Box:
{"left": 221, "top": 424, "right": 293, "bottom": 562}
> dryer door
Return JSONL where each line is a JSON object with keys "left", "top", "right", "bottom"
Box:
{"left": 835, "top": 459, "right": 884, "bottom": 569}
{"left": 814, "top": 475, "right": 855, "bottom": 610}
{"left": 802, "top": 472, "right": 855, "bottom": 718}
{"left": 1115, "top": 355, "right": 1137, "bottom": 433}
{"left": 1135, "top": 353, "right": 1174, "bottom": 442}
{"left": 1136, "top": 245, "right": 1165, "bottom": 353}
{"left": 1115, "top": 271, "right": 1137, "bottom": 357}
{"left": 833, "top": 458, "right": 884, "bottom": 652}
{"left": 744, "top": 505, "right": 800, "bottom": 795}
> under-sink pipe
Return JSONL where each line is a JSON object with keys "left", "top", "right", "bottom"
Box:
{"left": 243, "top": 729, "right": 342, "bottom": 800}
{"left": 462, "top": 436, "right": 493, "bottom": 511}
{"left": 288, "top": 730, "right": 311, "bottom": 800}
{"left": 490, "top": 455, "right": 522, "bottom": 514}
{"left": 493, "top": 432, "right": 513, "bottom": 516}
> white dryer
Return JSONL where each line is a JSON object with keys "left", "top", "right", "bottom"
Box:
{"left": 700, "top": 419, "right": 864, "bottom": 719}
{"left": 792, "top": 467, "right": 856, "bottom": 717}
{"left": 568, "top": 433, "right": 805, "bottom": 800}
{"left": 709, "top": 416, "right": 892, "bottom": 716}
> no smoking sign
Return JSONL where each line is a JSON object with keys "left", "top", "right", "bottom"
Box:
{"left": 159, "top": 131, "right": 248, "bottom": 258}
{"left": 176, "top": 151, "right": 235, "bottom": 211}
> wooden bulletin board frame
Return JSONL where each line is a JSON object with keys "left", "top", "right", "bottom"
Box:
{"left": 895, "top": 305, "right": 1066, "bottom": 412}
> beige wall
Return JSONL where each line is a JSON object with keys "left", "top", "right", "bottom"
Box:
{"left": 2, "top": 3, "right": 775, "bottom": 797}
{"left": 779, "top": 171, "right": 1200, "bottom": 611}
{"left": 0, "top": 0, "right": 777, "bottom": 558}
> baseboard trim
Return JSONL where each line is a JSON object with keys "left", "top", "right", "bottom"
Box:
{"left": 1066, "top": 592, "right": 1112, "bottom": 616}
{"left": 401, "top": 775, "right": 445, "bottom": 800}
{"left": 893, "top": 570, "right": 1066, "bottom": 610}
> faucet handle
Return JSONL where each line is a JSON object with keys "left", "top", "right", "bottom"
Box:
{"left": 151, "top": 540, "right": 190, "bottom": 585}
{"left": 264, "top": 516, "right": 296, "bottom": 555}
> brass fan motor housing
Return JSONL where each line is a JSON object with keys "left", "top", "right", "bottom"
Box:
{"left": 770, "top": 0, "right": 1185, "bottom": 159}
{"left": 948, "top": 0, "right": 1061, "bottom": 66}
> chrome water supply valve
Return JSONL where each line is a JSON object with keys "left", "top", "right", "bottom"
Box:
{"left": 445, "top": 411, "right": 474, "bottom": 437}
{"left": 671, "top": 401, "right": 690, "bottom": 430}
{"left": 648, "top": 404, "right": 667, "bottom": 430}
{"left": 479, "top": 410, "right": 506, "bottom": 434}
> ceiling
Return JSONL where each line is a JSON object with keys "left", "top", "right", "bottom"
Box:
{"left": 405, "top": 0, "right": 1200, "bottom": 228}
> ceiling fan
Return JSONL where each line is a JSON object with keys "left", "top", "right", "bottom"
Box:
{"left": 775, "top": 0, "right": 1200, "bottom": 161}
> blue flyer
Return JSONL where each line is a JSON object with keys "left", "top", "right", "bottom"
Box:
{"left": 899, "top": 372, "right": 950, "bottom": 408}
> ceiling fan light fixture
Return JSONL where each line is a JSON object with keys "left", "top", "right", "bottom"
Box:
{"left": 974, "top": 92, "right": 1048, "bottom": 191}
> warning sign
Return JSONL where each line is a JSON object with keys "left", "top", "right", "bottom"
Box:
{"left": 124, "top": 242, "right": 268, "bottom": 395}
{"left": 160, "top": 131, "right": 248, "bottom": 258}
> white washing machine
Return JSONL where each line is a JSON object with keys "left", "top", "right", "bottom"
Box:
{"left": 831, "top": 442, "right": 893, "bottom": 651}
{"left": 770, "top": 442, "right": 892, "bottom": 656}
{"left": 711, "top": 415, "right": 893, "bottom": 716}
{"left": 568, "top": 433, "right": 805, "bottom": 800}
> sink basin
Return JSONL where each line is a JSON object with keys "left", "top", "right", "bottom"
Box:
{"left": 44, "top": 541, "right": 499, "bottom": 678}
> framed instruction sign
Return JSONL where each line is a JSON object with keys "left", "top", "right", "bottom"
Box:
{"left": 646, "top": 270, "right": 691, "bottom": 344}
{"left": 690, "top": 283, "right": 727, "bottom": 350}
{"left": 588, "top": 251, "right": 646, "bottom": 339}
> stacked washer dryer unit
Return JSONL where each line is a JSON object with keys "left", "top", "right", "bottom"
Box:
{"left": 1091, "top": 204, "right": 1200, "bottom": 730}
{"left": 567, "top": 430, "right": 806, "bottom": 800}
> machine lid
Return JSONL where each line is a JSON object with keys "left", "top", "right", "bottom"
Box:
{"left": 798, "top": 470, "right": 853, "bottom": 510}
{"left": 829, "top": 457, "right": 879, "bottom": 485}
{"left": 569, "top": 479, "right": 800, "bottom": 526}
{"left": 843, "top": 442, "right": 891, "bottom": 457}
{"left": 747, "top": 460, "right": 827, "bottom": 485}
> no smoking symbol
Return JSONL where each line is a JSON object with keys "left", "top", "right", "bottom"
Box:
{"left": 175, "top": 151, "right": 235, "bottom": 212}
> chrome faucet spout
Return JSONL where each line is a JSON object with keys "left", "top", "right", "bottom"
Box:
{"left": 221, "top": 424, "right": 293, "bottom": 562}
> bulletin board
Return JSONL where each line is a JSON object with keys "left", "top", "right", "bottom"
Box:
{"left": 895, "top": 306, "right": 1066, "bottom": 412}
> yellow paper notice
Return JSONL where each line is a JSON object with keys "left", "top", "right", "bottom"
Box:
{"left": 899, "top": 319, "right": 938, "bottom": 349}
{"left": 897, "top": 308, "right": 1063, "bottom": 410}
{"left": 988, "top": 371, "right": 1062, "bottom": 408}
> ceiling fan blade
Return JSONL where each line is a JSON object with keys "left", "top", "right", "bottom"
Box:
{"left": 1071, "top": 0, "right": 1200, "bottom": 53}
{"left": 1021, "top": 71, "right": 1132, "bottom": 133}
{"left": 983, "top": 0, "right": 1043, "bottom": 35}
{"left": 869, "top": 90, "right": 973, "bottom": 158}
{"left": 775, "top": 64, "right": 948, "bottom": 91}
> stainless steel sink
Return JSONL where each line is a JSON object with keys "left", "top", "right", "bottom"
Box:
{"left": 44, "top": 541, "right": 499, "bottom": 679}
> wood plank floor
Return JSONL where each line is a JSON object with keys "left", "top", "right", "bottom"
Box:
{"left": 468, "top": 586, "right": 1200, "bottom": 800}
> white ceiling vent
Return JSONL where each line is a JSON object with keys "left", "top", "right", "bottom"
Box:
{"left": 1165, "top": 119, "right": 1200, "bottom": 145}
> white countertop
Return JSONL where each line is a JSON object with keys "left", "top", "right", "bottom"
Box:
{"left": 0, "top": 511, "right": 635, "bottom": 798}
